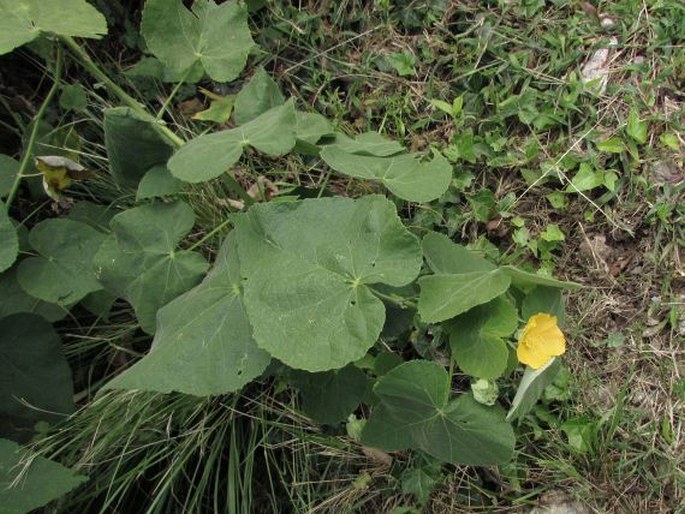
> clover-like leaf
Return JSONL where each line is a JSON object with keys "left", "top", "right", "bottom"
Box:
{"left": 361, "top": 360, "right": 515, "bottom": 465}
{"left": 0, "top": 0, "right": 107, "bottom": 55}
{"left": 93, "top": 201, "right": 208, "bottom": 334}
{"left": 104, "top": 233, "right": 270, "bottom": 395}
{"left": 17, "top": 219, "right": 105, "bottom": 305}
{"left": 235, "top": 195, "right": 422, "bottom": 372}
{"left": 0, "top": 438, "right": 87, "bottom": 513}
{"left": 320, "top": 146, "right": 452, "bottom": 203}
{"left": 168, "top": 100, "right": 297, "bottom": 183}
{"left": 447, "top": 297, "right": 518, "bottom": 379}
{"left": 0, "top": 202, "right": 18, "bottom": 272}
{"left": 141, "top": 0, "right": 254, "bottom": 82}
{"left": 0, "top": 314, "right": 74, "bottom": 426}
{"left": 233, "top": 66, "right": 284, "bottom": 124}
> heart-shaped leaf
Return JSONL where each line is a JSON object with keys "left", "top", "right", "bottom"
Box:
{"left": 361, "top": 360, "right": 515, "bottom": 465}
{"left": 104, "top": 233, "right": 270, "bottom": 395}
{"left": 17, "top": 219, "right": 105, "bottom": 305}
{"left": 320, "top": 146, "right": 452, "bottom": 203}
{"left": 93, "top": 201, "right": 208, "bottom": 333}
{"left": 0, "top": 438, "right": 88, "bottom": 513}
{"left": 141, "top": 0, "right": 254, "bottom": 82}
{"left": 0, "top": 0, "right": 107, "bottom": 55}
{"left": 235, "top": 195, "right": 422, "bottom": 372}
{"left": 168, "top": 100, "right": 297, "bottom": 183}
{"left": 447, "top": 297, "right": 517, "bottom": 379}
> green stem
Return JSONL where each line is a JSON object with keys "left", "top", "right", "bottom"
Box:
{"left": 369, "top": 288, "right": 417, "bottom": 309}
{"left": 5, "top": 45, "right": 63, "bottom": 210}
{"left": 60, "top": 36, "right": 185, "bottom": 148}
{"left": 187, "top": 217, "right": 233, "bottom": 252}
{"left": 62, "top": 37, "right": 253, "bottom": 203}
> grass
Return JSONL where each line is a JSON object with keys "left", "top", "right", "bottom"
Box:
{"left": 1, "top": 0, "right": 683, "bottom": 512}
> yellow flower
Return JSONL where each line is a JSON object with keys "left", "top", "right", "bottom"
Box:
{"left": 516, "top": 313, "right": 566, "bottom": 369}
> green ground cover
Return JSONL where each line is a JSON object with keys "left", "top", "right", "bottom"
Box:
{"left": 0, "top": 0, "right": 682, "bottom": 512}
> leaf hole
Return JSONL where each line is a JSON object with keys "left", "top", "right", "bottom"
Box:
{"left": 350, "top": 300, "right": 356, "bottom": 306}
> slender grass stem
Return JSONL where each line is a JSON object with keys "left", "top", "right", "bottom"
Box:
{"left": 187, "top": 217, "right": 234, "bottom": 252}
{"left": 60, "top": 36, "right": 185, "bottom": 148}
{"left": 154, "top": 68, "right": 192, "bottom": 121}
{"left": 5, "top": 45, "right": 63, "bottom": 210}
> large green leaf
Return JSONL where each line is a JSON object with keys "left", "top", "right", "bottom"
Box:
{"left": 0, "top": 202, "right": 18, "bottom": 272}
{"left": 141, "top": 0, "right": 254, "bottom": 82}
{"left": 104, "top": 233, "right": 270, "bottom": 395}
{"left": 361, "top": 360, "right": 515, "bottom": 465}
{"left": 168, "top": 100, "right": 297, "bottom": 183}
{"left": 0, "top": 314, "right": 74, "bottom": 424}
{"left": 421, "top": 232, "right": 495, "bottom": 274}
{"left": 418, "top": 233, "right": 511, "bottom": 323}
{"left": 506, "top": 358, "right": 562, "bottom": 422}
{"left": 235, "top": 195, "right": 422, "bottom": 372}
{"left": 17, "top": 219, "right": 105, "bottom": 305}
{"left": 93, "top": 201, "right": 208, "bottom": 334}
{"left": 104, "top": 107, "right": 175, "bottom": 188}
{"left": 0, "top": 438, "right": 87, "bottom": 514}
{"left": 234, "top": 66, "right": 284, "bottom": 124}
{"left": 291, "top": 365, "right": 368, "bottom": 425}
{"left": 0, "top": 268, "right": 67, "bottom": 322}
{"left": 418, "top": 270, "right": 511, "bottom": 323}
{"left": 0, "top": 154, "right": 19, "bottom": 197}
{"left": 136, "top": 165, "right": 184, "bottom": 201}
{"left": 295, "top": 112, "right": 335, "bottom": 146}
{"left": 521, "top": 285, "right": 565, "bottom": 324}
{"left": 0, "top": 0, "right": 107, "bottom": 56}
{"left": 329, "top": 132, "right": 406, "bottom": 157}
{"left": 447, "top": 297, "right": 517, "bottom": 379}
{"left": 320, "top": 147, "right": 452, "bottom": 203}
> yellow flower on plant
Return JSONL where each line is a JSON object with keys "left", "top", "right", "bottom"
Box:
{"left": 516, "top": 312, "right": 566, "bottom": 369}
